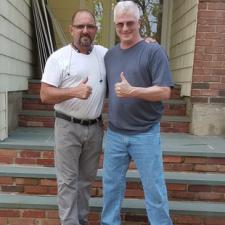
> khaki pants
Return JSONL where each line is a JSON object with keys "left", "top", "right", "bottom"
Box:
{"left": 54, "top": 117, "right": 103, "bottom": 225}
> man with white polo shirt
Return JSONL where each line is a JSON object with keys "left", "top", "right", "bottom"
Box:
{"left": 40, "top": 9, "right": 107, "bottom": 225}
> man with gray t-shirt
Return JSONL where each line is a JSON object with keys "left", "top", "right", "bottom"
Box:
{"left": 101, "top": 1, "right": 173, "bottom": 225}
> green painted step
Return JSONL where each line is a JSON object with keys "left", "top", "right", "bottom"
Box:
{"left": 1, "top": 127, "right": 225, "bottom": 157}
{"left": 1, "top": 165, "right": 225, "bottom": 185}
{"left": 0, "top": 194, "right": 225, "bottom": 216}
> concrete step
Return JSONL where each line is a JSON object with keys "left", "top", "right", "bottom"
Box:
{"left": 18, "top": 110, "right": 190, "bottom": 132}
{"left": 0, "top": 193, "right": 225, "bottom": 225}
{"left": 0, "top": 165, "right": 225, "bottom": 202}
{"left": 1, "top": 127, "right": 225, "bottom": 172}
{"left": 0, "top": 165, "right": 224, "bottom": 185}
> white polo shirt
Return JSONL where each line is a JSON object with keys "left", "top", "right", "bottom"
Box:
{"left": 42, "top": 44, "right": 108, "bottom": 119}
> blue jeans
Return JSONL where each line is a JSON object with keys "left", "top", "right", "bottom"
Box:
{"left": 101, "top": 123, "right": 173, "bottom": 225}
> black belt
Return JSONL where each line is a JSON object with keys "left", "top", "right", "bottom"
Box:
{"left": 55, "top": 111, "right": 102, "bottom": 126}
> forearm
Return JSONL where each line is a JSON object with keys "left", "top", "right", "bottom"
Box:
{"left": 130, "top": 86, "right": 171, "bottom": 102}
{"left": 40, "top": 84, "right": 79, "bottom": 104}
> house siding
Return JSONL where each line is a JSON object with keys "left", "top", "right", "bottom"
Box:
{"left": 170, "top": 0, "right": 198, "bottom": 96}
{"left": 0, "top": 0, "right": 33, "bottom": 91}
{"left": 0, "top": 0, "right": 34, "bottom": 138}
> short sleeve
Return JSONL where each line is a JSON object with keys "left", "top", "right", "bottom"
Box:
{"left": 148, "top": 45, "right": 174, "bottom": 87}
{"left": 41, "top": 56, "right": 61, "bottom": 87}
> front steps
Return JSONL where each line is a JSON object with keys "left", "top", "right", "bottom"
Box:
{"left": 1, "top": 165, "right": 225, "bottom": 202}
{"left": 0, "top": 194, "right": 225, "bottom": 225}
{"left": 1, "top": 79, "right": 225, "bottom": 224}
{"left": 1, "top": 128, "right": 225, "bottom": 224}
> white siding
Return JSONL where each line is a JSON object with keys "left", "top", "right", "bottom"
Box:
{"left": 0, "top": 0, "right": 33, "bottom": 91}
{"left": 0, "top": 92, "right": 8, "bottom": 140}
{"left": 170, "top": 0, "right": 198, "bottom": 96}
{"left": 0, "top": 0, "right": 33, "bottom": 140}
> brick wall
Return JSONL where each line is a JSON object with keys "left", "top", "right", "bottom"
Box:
{"left": 1, "top": 149, "right": 225, "bottom": 173}
{"left": 0, "top": 209, "right": 225, "bottom": 225}
{"left": 192, "top": 0, "right": 225, "bottom": 103}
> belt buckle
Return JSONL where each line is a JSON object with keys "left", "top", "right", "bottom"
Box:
{"left": 80, "top": 119, "right": 84, "bottom": 125}
{"left": 71, "top": 116, "right": 76, "bottom": 123}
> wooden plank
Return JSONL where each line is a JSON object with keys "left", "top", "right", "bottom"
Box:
{"left": 0, "top": 75, "right": 28, "bottom": 91}
{"left": 8, "top": 0, "right": 32, "bottom": 20}
{"left": 0, "top": 36, "right": 33, "bottom": 63}
{"left": 0, "top": 17, "right": 33, "bottom": 50}
{"left": 0, "top": 56, "right": 33, "bottom": 77}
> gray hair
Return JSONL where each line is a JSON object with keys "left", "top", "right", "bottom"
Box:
{"left": 114, "top": 1, "right": 140, "bottom": 22}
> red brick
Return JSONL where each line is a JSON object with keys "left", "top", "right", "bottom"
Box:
{"left": 15, "top": 178, "right": 39, "bottom": 185}
{"left": 197, "top": 24, "right": 216, "bottom": 33}
{"left": 164, "top": 163, "right": 194, "bottom": 172}
{"left": 124, "top": 213, "right": 148, "bottom": 222}
{"left": 188, "top": 185, "right": 211, "bottom": 192}
{"left": 7, "top": 218, "right": 35, "bottom": 225}
{"left": 24, "top": 186, "right": 48, "bottom": 194}
{"left": 0, "top": 210, "right": 20, "bottom": 217}
{"left": 37, "top": 158, "right": 54, "bottom": 166}
{"left": 0, "top": 150, "right": 16, "bottom": 164}
{"left": 167, "top": 183, "right": 187, "bottom": 191}
{"left": 1, "top": 185, "right": 24, "bottom": 193}
{"left": 205, "top": 217, "right": 225, "bottom": 225}
{"left": 46, "top": 211, "right": 59, "bottom": 219}
{"left": 42, "top": 151, "right": 54, "bottom": 158}
{"left": 198, "top": 10, "right": 225, "bottom": 18}
{"left": 20, "top": 151, "right": 41, "bottom": 158}
{"left": 40, "top": 179, "right": 57, "bottom": 186}
{"left": 0, "top": 177, "right": 13, "bottom": 184}
{"left": 48, "top": 186, "right": 57, "bottom": 195}
{"left": 207, "top": 158, "right": 225, "bottom": 165}
{"left": 125, "top": 189, "right": 144, "bottom": 198}
{"left": 184, "top": 157, "right": 207, "bottom": 164}
{"left": 169, "top": 191, "right": 195, "bottom": 201}
{"left": 195, "top": 164, "right": 218, "bottom": 172}
{"left": 0, "top": 217, "right": 7, "bottom": 224}
{"left": 218, "top": 165, "right": 225, "bottom": 172}
{"left": 163, "top": 156, "right": 183, "bottom": 163}
{"left": 22, "top": 210, "right": 45, "bottom": 218}
{"left": 174, "top": 214, "right": 203, "bottom": 224}
{"left": 197, "top": 192, "right": 223, "bottom": 201}
{"left": 15, "top": 158, "right": 37, "bottom": 165}
{"left": 88, "top": 212, "right": 100, "bottom": 221}
{"left": 42, "top": 219, "right": 61, "bottom": 225}
{"left": 208, "top": 3, "right": 225, "bottom": 10}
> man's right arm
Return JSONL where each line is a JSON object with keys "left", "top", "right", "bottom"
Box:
{"left": 40, "top": 79, "right": 92, "bottom": 104}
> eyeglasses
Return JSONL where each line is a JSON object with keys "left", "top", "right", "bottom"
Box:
{"left": 115, "top": 21, "right": 136, "bottom": 29}
{"left": 72, "top": 24, "right": 97, "bottom": 31}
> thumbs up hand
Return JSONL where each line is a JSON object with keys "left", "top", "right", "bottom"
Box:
{"left": 76, "top": 77, "right": 92, "bottom": 99}
{"left": 115, "top": 72, "right": 134, "bottom": 98}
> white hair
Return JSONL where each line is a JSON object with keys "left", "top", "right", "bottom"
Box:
{"left": 114, "top": 1, "right": 140, "bottom": 22}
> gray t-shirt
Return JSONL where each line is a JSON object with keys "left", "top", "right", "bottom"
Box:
{"left": 105, "top": 40, "right": 174, "bottom": 134}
